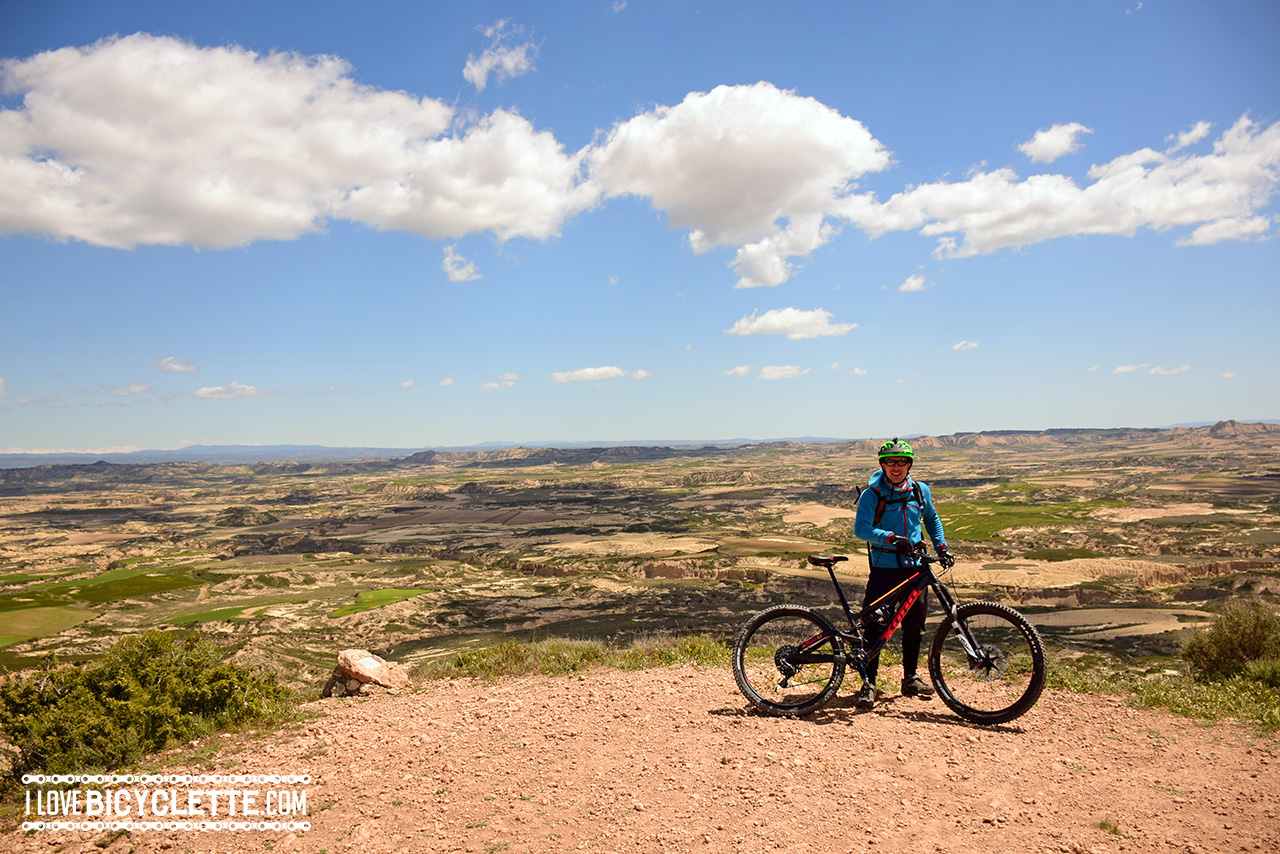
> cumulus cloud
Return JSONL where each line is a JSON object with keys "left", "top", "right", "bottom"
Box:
{"left": 442, "top": 245, "right": 482, "bottom": 282}
{"left": 1018, "top": 122, "right": 1093, "bottom": 163}
{"left": 0, "top": 34, "right": 591, "bottom": 249}
{"left": 193, "top": 381, "right": 268, "bottom": 399}
{"left": 1150, "top": 364, "right": 1191, "bottom": 375}
{"left": 439, "top": 377, "right": 457, "bottom": 387}
{"left": 589, "top": 82, "right": 890, "bottom": 288}
{"left": 3, "top": 37, "right": 1277, "bottom": 284}
{"left": 1174, "top": 215, "right": 1271, "bottom": 247}
{"left": 1112, "top": 364, "right": 1148, "bottom": 374}
{"left": 463, "top": 20, "right": 537, "bottom": 92}
{"left": 1167, "top": 121, "right": 1212, "bottom": 152}
{"left": 759, "top": 365, "right": 809, "bottom": 380}
{"left": 550, "top": 366, "right": 651, "bottom": 384}
{"left": 951, "top": 340, "right": 979, "bottom": 351}
{"left": 400, "top": 379, "right": 415, "bottom": 388}
{"left": 725, "top": 307, "right": 856, "bottom": 340}
{"left": 110, "top": 383, "right": 151, "bottom": 396}
{"left": 853, "top": 114, "right": 1280, "bottom": 259}
{"left": 899, "top": 273, "right": 931, "bottom": 293}
{"left": 480, "top": 372, "right": 518, "bottom": 390}
{"left": 154, "top": 356, "right": 200, "bottom": 373}
{"left": 0, "top": 377, "right": 7, "bottom": 398}
{"left": 725, "top": 365, "right": 753, "bottom": 377}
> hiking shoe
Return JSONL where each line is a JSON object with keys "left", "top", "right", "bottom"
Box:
{"left": 901, "top": 674, "right": 935, "bottom": 698}
{"left": 854, "top": 683, "right": 877, "bottom": 709}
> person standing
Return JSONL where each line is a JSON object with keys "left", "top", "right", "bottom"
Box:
{"left": 852, "top": 438, "right": 954, "bottom": 709}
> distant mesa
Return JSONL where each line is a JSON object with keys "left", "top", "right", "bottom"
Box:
{"left": 216, "top": 506, "right": 279, "bottom": 527}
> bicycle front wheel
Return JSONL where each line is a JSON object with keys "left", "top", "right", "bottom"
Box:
{"left": 732, "top": 605, "right": 845, "bottom": 717}
{"left": 929, "top": 601, "right": 1046, "bottom": 725}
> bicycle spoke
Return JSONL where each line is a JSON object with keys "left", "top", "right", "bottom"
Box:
{"left": 929, "top": 602, "right": 1046, "bottom": 725}
{"left": 733, "top": 606, "right": 845, "bottom": 717}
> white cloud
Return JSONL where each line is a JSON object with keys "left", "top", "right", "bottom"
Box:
{"left": 439, "top": 377, "right": 457, "bottom": 387}
{"left": 480, "top": 372, "right": 518, "bottom": 390}
{"left": 590, "top": 82, "right": 890, "bottom": 288}
{"left": 154, "top": 356, "right": 200, "bottom": 373}
{"left": 951, "top": 340, "right": 979, "bottom": 351}
{"left": 852, "top": 114, "right": 1280, "bottom": 258}
{"left": 1150, "top": 365, "right": 1191, "bottom": 375}
{"left": 463, "top": 20, "right": 537, "bottom": 93}
{"left": 550, "top": 366, "right": 651, "bottom": 384}
{"left": 442, "top": 245, "right": 482, "bottom": 282}
{"left": 0, "top": 377, "right": 7, "bottom": 398}
{"left": 725, "top": 365, "right": 753, "bottom": 377}
{"left": 1167, "top": 121, "right": 1212, "bottom": 152}
{"left": 400, "top": 380, "right": 415, "bottom": 388}
{"left": 1112, "top": 364, "right": 1148, "bottom": 374}
{"left": 1018, "top": 122, "right": 1093, "bottom": 163}
{"left": 0, "top": 34, "right": 591, "bottom": 249}
{"left": 759, "top": 365, "right": 809, "bottom": 380}
{"left": 5, "top": 37, "right": 1277, "bottom": 282}
{"left": 850, "top": 367, "right": 868, "bottom": 376}
{"left": 899, "top": 273, "right": 931, "bottom": 293}
{"left": 1174, "top": 215, "right": 1272, "bottom": 247}
{"left": 111, "top": 383, "right": 151, "bottom": 396}
{"left": 1222, "top": 372, "right": 1237, "bottom": 379}
{"left": 193, "top": 381, "right": 268, "bottom": 399}
{"left": 725, "top": 307, "right": 856, "bottom": 340}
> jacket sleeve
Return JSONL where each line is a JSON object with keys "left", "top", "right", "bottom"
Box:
{"left": 920, "top": 482, "right": 946, "bottom": 549}
{"left": 854, "top": 487, "right": 894, "bottom": 547}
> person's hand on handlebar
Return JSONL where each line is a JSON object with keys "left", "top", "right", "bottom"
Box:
{"left": 937, "top": 543, "right": 956, "bottom": 569}
{"left": 888, "top": 533, "right": 915, "bottom": 556}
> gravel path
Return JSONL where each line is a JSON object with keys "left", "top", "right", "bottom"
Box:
{"left": 9, "top": 664, "right": 1278, "bottom": 854}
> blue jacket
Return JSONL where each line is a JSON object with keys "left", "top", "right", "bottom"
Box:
{"left": 854, "top": 470, "right": 947, "bottom": 569}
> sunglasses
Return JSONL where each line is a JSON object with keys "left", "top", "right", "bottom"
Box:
{"left": 882, "top": 458, "right": 912, "bottom": 467}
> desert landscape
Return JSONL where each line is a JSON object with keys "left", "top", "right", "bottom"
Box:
{"left": 2, "top": 422, "right": 1280, "bottom": 852}
{"left": 3, "top": 420, "right": 1279, "bottom": 688}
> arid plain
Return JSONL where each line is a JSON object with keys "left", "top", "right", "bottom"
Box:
{"left": 2, "top": 421, "right": 1279, "bottom": 692}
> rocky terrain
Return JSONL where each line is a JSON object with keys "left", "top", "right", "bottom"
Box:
{"left": 7, "top": 664, "right": 1277, "bottom": 853}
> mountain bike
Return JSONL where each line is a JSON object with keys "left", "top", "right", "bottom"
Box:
{"left": 731, "top": 544, "right": 1046, "bottom": 725}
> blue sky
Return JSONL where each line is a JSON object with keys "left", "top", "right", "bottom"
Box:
{"left": 2, "top": 1, "right": 1278, "bottom": 453}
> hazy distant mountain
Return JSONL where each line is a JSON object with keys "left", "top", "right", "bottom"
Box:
{"left": 1, "top": 422, "right": 1275, "bottom": 469}
{"left": 0, "top": 438, "right": 848, "bottom": 469}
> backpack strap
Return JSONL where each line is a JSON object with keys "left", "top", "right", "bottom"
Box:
{"left": 871, "top": 481, "right": 924, "bottom": 526}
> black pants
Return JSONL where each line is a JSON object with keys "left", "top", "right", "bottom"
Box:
{"left": 861, "top": 562, "right": 928, "bottom": 685}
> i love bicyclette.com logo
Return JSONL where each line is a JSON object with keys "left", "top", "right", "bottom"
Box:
{"left": 21, "top": 773, "right": 311, "bottom": 833}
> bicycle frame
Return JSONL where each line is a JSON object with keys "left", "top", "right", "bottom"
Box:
{"left": 788, "top": 553, "right": 984, "bottom": 683}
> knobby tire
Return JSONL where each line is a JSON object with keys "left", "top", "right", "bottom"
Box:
{"left": 928, "top": 601, "right": 1046, "bottom": 725}
{"left": 732, "top": 605, "right": 845, "bottom": 717}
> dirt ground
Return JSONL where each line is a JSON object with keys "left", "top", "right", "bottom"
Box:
{"left": 10, "top": 664, "right": 1277, "bottom": 854}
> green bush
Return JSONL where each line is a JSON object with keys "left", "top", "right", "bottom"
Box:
{"left": 1182, "top": 599, "right": 1280, "bottom": 681}
{"left": 0, "top": 631, "right": 293, "bottom": 777}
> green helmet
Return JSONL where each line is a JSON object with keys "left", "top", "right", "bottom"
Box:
{"left": 877, "top": 438, "right": 914, "bottom": 460}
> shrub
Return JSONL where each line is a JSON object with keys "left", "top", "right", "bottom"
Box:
{"left": 0, "top": 631, "right": 293, "bottom": 777}
{"left": 1182, "top": 599, "right": 1280, "bottom": 681}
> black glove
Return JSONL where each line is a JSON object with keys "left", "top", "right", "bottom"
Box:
{"left": 890, "top": 534, "right": 915, "bottom": 556}
{"left": 937, "top": 543, "right": 956, "bottom": 569}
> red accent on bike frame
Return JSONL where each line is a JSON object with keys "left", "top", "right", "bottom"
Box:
{"left": 800, "top": 632, "right": 828, "bottom": 650}
{"left": 880, "top": 588, "right": 922, "bottom": 644}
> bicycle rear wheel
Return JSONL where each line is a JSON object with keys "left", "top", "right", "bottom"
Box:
{"left": 732, "top": 605, "right": 845, "bottom": 717}
{"left": 928, "top": 601, "right": 1046, "bottom": 725}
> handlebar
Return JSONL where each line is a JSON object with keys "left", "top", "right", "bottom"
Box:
{"left": 808, "top": 542, "right": 948, "bottom": 567}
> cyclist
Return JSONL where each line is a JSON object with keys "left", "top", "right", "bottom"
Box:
{"left": 852, "top": 438, "right": 954, "bottom": 709}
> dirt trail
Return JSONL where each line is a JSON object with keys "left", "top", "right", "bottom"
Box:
{"left": 9, "top": 664, "right": 1278, "bottom": 854}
